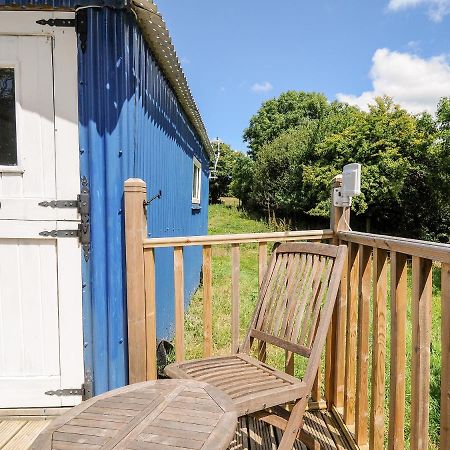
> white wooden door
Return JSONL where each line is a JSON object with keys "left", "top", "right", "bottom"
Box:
{"left": 0, "top": 13, "right": 83, "bottom": 408}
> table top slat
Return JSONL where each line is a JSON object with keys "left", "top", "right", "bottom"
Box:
{"left": 32, "top": 380, "right": 237, "bottom": 450}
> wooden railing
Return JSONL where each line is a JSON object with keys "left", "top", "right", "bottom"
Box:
{"left": 142, "top": 229, "right": 333, "bottom": 362}
{"left": 326, "top": 230, "right": 450, "bottom": 450}
{"left": 124, "top": 177, "right": 450, "bottom": 449}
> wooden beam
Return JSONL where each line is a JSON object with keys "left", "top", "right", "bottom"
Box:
{"left": 124, "top": 178, "right": 147, "bottom": 383}
{"left": 355, "top": 245, "right": 371, "bottom": 447}
{"left": 331, "top": 240, "right": 348, "bottom": 409}
{"left": 338, "top": 231, "right": 450, "bottom": 263}
{"left": 388, "top": 252, "right": 407, "bottom": 450}
{"left": 410, "top": 256, "right": 432, "bottom": 450}
{"left": 258, "top": 242, "right": 268, "bottom": 288}
{"left": 441, "top": 263, "right": 450, "bottom": 448}
{"left": 203, "top": 245, "right": 213, "bottom": 358}
{"left": 328, "top": 174, "right": 350, "bottom": 409}
{"left": 143, "top": 248, "right": 157, "bottom": 380}
{"left": 143, "top": 229, "right": 334, "bottom": 248}
{"left": 231, "top": 244, "right": 240, "bottom": 353}
{"left": 173, "top": 246, "right": 185, "bottom": 362}
{"left": 344, "top": 242, "right": 359, "bottom": 428}
{"left": 370, "top": 247, "right": 387, "bottom": 450}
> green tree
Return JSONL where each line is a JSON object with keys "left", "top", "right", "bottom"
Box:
{"left": 209, "top": 142, "right": 240, "bottom": 203}
{"left": 243, "top": 91, "right": 330, "bottom": 158}
{"left": 229, "top": 153, "right": 254, "bottom": 207}
{"left": 303, "top": 97, "right": 449, "bottom": 239}
{"left": 245, "top": 95, "right": 449, "bottom": 240}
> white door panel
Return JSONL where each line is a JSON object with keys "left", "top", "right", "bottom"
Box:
{"left": 0, "top": 13, "right": 83, "bottom": 408}
{"left": 0, "top": 199, "right": 79, "bottom": 221}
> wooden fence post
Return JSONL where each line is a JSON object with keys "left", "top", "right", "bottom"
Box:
{"left": 203, "top": 245, "right": 213, "bottom": 357}
{"left": 124, "top": 178, "right": 148, "bottom": 384}
{"left": 388, "top": 252, "right": 408, "bottom": 450}
{"left": 174, "top": 246, "right": 185, "bottom": 361}
{"left": 328, "top": 174, "right": 350, "bottom": 410}
{"left": 441, "top": 263, "right": 450, "bottom": 447}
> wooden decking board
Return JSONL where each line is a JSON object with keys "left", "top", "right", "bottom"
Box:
{"left": 17, "top": 409, "right": 354, "bottom": 450}
{"left": 0, "top": 420, "right": 27, "bottom": 447}
{"left": 223, "top": 410, "right": 354, "bottom": 450}
{"left": 1, "top": 420, "right": 49, "bottom": 450}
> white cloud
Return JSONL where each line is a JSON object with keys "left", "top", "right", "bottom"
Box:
{"left": 250, "top": 81, "right": 273, "bottom": 93}
{"left": 388, "top": 0, "right": 450, "bottom": 21}
{"left": 336, "top": 48, "right": 450, "bottom": 114}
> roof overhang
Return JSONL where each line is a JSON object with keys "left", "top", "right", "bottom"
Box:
{"left": 131, "top": 1, "right": 212, "bottom": 159}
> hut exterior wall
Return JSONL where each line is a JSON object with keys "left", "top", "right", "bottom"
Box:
{"left": 78, "top": 7, "right": 209, "bottom": 395}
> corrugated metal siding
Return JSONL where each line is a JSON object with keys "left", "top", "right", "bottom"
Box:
{"left": 0, "top": 0, "right": 126, "bottom": 9}
{"left": 78, "top": 7, "right": 209, "bottom": 395}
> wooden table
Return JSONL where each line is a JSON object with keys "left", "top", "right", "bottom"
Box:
{"left": 31, "top": 379, "right": 238, "bottom": 450}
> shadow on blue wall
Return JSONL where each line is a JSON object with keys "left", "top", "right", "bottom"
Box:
{"left": 78, "top": 7, "right": 209, "bottom": 395}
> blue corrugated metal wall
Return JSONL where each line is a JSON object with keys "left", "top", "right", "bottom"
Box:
{"left": 78, "top": 7, "right": 209, "bottom": 395}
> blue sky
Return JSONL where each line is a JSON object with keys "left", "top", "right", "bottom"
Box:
{"left": 157, "top": 0, "right": 450, "bottom": 152}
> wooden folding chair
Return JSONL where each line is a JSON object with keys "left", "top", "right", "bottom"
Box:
{"left": 165, "top": 242, "right": 346, "bottom": 449}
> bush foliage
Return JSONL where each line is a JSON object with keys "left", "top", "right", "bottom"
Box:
{"left": 233, "top": 92, "right": 450, "bottom": 240}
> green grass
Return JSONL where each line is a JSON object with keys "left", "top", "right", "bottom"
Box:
{"left": 184, "top": 199, "right": 442, "bottom": 448}
{"left": 185, "top": 201, "right": 271, "bottom": 359}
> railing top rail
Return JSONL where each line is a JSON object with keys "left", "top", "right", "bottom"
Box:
{"left": 143, "top": 229, "right": 334, "bottom": 248}
{"left": 338, "top": 230, "right": 450, "bottom": 263}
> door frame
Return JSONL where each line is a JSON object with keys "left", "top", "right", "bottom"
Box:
{"left": 0, "top": 11, "right": 84, "bottom": 407}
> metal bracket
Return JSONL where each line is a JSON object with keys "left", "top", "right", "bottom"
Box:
{"left": 38, "top": 176, "right": 90, "bottom": 261}
{"left": 83, "top": 369, "right": 94, "bottom": 400}
{"left": 79, "top": 177, "right": 90, "bottom": 262}
{"left": 144, "top": 190, "right": 162, "bottom": 207}
{"left": 45, "top": 388, "right": 84, "bottom": 397}
{"left": 39, "top": 229, "right": 79, "bottom": 238}
{"left": 45, "top": 374, "right": 92, "bottom": 400}
{"left": 333, "top": 187, "right": 352, "bottom": 208}
{"left": 36, "top": 18, "right": 76, "bottom": 27}
{"left": 38, "top": 199, "right": 79, "bottom": 208}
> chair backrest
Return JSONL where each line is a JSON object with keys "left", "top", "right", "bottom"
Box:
{"left": 241, "top": 242, "right": 346, "bottom": 386}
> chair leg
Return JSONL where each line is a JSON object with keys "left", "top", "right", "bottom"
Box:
{"left": 278, "top": 396, "right": 309, "bottom": 450}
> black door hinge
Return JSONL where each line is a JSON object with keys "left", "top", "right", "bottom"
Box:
{"left": 45, "top": 382, "right": 92, "bottom": 401}
{"left": 39, "top": 176, "right": 90, "bottom": 261}
{"left": 36, "top": 12, "right": 87, "bottom": 53}
{"left": 36, "top": 18, "right": 76, "bottom": 28}
{"left": 76, "top": 9, "right": 88, "bottom": 53}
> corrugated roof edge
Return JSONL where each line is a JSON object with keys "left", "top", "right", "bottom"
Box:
{"left": 0, "top": 0, "right": 212, "bottom": 158}
{"left": 131, "top": 0, "right": 212, "bottom": 158}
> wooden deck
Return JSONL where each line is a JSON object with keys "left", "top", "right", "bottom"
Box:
{"left": 0, "top": 409, "right": 353, "bottom": 449}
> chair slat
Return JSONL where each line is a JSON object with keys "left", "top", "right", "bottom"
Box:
{"left": 278, "top": 253, "right": 308, "bottom": 339}
{"left": 289, "top": 256, "right": 322, "bottom": 345}
{"left": 298, "top": 256, "right": 327, "bottom": 345}
{"left": 260, "top": 254, "right": 290, "bottom": 334}
{"left": 283, "top": 254, "right": 314, "bottom": 341}
{"left": 271, "top": 253, "right": 302, "bottom": 337}
{"left": 306, "top": 258, "right": 334, "bottom": 348}
{"left": 250, "top": 329, "right": 311, "bottom": 358}
{"left": 255, "top": 254, "right": 286, "bottom": 331}
{"left": 276, "top": 242, "right": 339, "bottom": 258}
